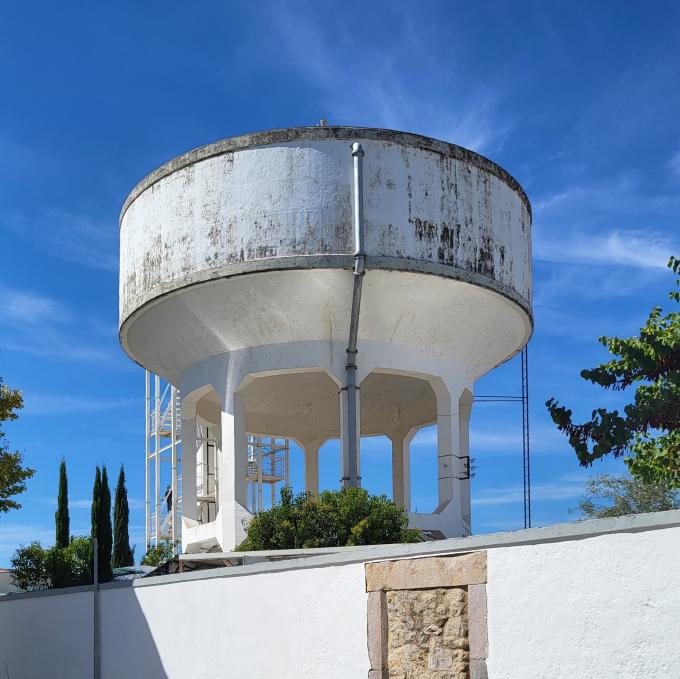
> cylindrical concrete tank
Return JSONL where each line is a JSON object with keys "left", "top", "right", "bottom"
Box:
{"left": 119, "top": 126, "right": 532, "bottom": 551}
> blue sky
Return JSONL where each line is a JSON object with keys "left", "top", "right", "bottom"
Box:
{"left": 1, "top": 1, "right": 678, "bottom": 564}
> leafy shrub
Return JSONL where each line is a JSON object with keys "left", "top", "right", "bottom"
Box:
{"left": 11, "top": 536, "right": 93, "bottom": 590}
{"left": 11, "top": 541, "right": 49, "bottom": 591}
{"left": 236, "top": 486, "right": 420, "bottom": 551}
{"left": 141, "top": 541, "right": 176, "bottom": 567}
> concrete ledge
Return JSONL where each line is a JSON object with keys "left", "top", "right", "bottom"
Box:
{"left": 365, "top": 552, "right": 486, "bottom": 592}
{"left": 4, "top": 510, "right": 680, "bottom": 599}
{"left": 118, "top": 254, "right": 533, "bottom": 345}
{"left": 121, "top": 509, "right": 680, "bottom": 590}
{"left": 0, "top": 584, "right": 95, "bottom": 602}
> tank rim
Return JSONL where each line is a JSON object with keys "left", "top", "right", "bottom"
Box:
{"left": 118, "top": 254, "right": 534, "bottom": 380}
{"left": 119, "top": 125, "right": 531, "bottom": 224}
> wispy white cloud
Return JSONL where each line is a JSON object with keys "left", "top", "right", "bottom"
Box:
{"left": 263, "top": 7, "right": 511, "bottom": 153}
{"left": 2, "top": 209, "right": 117, "bottom": 271}
{"left": 410, "top": 423, "right": 565, "bottom": 455}
{"left": 535, "top": 229, "right": 673, "bottom": 270}
{"left": 472, "top": 477, "right": 586, "bottom": 507}
{"left": 0, "top": 285, "right": 122, "bottom": 365}
{"left": 69, "top": 497, "right": 144, "bottom": 511}
{"left": 29, "top": 496, "right": 144, "bottom": 511}
{"left": 669, "top": 147, "right": 680, "bottom": 178}
{"left": 0, "top": 522, "right": 91, "bottom": 560}
{"left": 0, "top": 287, "right": 70, "bottom": 325}
{"left": 22, "top": 393, "right": 137, "bottom": 416}
{"left": 533, "top": 172, "right": 678, "bottom": 272}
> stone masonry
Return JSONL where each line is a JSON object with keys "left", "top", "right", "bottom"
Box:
{"left": 386, "top": 587, "right": 469, "bottom": 678}
{"left": 366, "top": 552, "right": 488, "bottom": 679}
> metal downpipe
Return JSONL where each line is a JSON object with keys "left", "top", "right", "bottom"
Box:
{"left": 342, "top": 142, "right": 366, "bottom": 488}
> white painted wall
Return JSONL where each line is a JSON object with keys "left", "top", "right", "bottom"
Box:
{"left": 1, "top": 519, "right": 679, "bottom": 679}
{"left": 100, "top": 562, "right": 369, "bottom": 679}
{"left": 486, "top": 526, "right": 680, "bottom": 678}
{"left": 0, "top": 590, "right": 93, "bottom": 679}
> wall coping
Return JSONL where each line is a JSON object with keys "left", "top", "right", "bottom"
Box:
{"left": 3, "top": 509, "right": 679, "bottom": 600}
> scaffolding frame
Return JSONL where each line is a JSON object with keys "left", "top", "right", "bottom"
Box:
{"left": 195, "top": 420, "right": 218, "bottom": 524}
{"left": 145, "top": 371, "right": 182, "bottom": 549}
{"left": 246, "top": 435, "right": 290, "bottom": 513}
{"left": 145, "top": 373, "right": 294, "bottom": 549}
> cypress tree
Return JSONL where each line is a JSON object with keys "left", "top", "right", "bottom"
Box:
{"left": 55, "top": 458, "right": 69, "bottom": 549}
{"left": 90, "top": 466, "right": 101, "bottom": 582}
{"left": 112, "top": 465, "right": 134, "bottom": 568}
{"left": 100, "top": 465, "right": 113, "bottom": 582}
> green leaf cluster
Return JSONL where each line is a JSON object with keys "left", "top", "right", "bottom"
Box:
{"left": 547, "top": 256, "right": 680, "bottom": 486}
{"left": 55, "top": 458, "right": 70, "bottom": 549}
{"left": 0, "top": 378, "right": 34, "bottom": 514}
{"left": 90, "top": 466, "right": 113, "bottom": 582}
{"left": 11, "top": 536, "right": 93, "bottom": 591}
{"left": 141, "top": 541, "right": 176, "bottom": 567}
{"left": 236, "top": 486, "right": 420, "bottom": 551}
{"left": 113, "top": 466, "right": 134, "bottom": 568}
{"left": 574, "top": 474, "right": 680, "bottom": 520}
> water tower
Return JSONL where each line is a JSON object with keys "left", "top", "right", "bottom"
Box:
{"left": 119, "top": 126, "right": 532, "bottom": 552}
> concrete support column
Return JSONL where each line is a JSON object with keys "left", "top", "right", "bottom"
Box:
{"left": 389, "top": 428, "right": 415, "bottom": 510}
{"left": 459, "top": 390, "right": 473, "bottom": 532}
{"left": 303, "top": 438, "right": 322, "bottom": 496}
{"left": 180, "top": 417, "right": 197, "bottom": 521}
{"left": 220, "top": 392, "right": 249, "bottom": 549}
{"left": 340, "top": 387, "right": 361, "bottom": 487}
{"left": 431, "top": 378, "right": 471, "bottom": 536}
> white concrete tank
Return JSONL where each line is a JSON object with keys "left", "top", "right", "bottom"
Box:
{"left": 119, "top": 126, "right": 532, "bottom": 551}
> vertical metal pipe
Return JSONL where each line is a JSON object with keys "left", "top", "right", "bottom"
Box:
{"left": 154, "top": 375, "right": 161, "bottom": 546}
{"left": 270, "top": 437, "right": 276, "bottom": 508}
{"left": 257, "top": 440, "right": 263, "bottom": 512}
{"left": 342, "top": 142, "right": 366, "bottom": 488}
{"left": 352, "top": 143, "right": 365, "bottom": 269}
{"left": 144, "top": 371, "right": 150, "bottom": 549}
{"left": 522, "top": 347, "right": 531, "bottom": 528}
{"left": 284, "top": 439, "right": 290, "bottom": 488}
{"left": 93, "top": 536, "right": 100, "bottom": 679}
{"left": 171, "top": 386, "right": 178, "bottom": 547}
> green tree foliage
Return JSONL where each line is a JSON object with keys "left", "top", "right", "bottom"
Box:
{"left": 11, "top": 536, "right": 92, "bottom": 591}
{"left": 0, "top": 378, "right": 35, "bottom": 513}
{"left": 574, "top": 474, "right": 680, "bottom": 519}
{"left": 236, "top": 486, "right": 420, "bottom": 551}
{"left": 55, "top": 458, "right": 70, "bottom": 549}
{"left": 100, "top": 466, "right": 113, "bottom": 577}
{"left": 90, "top": 466, "right": 113, "bottom": 582}
{"left": 90, "top": 465, "right": 101, "bottom": 575}
{"left": 547, "top": 256, "right": 680, "bottom": 486}
{"left": 10, "top": 541, "right": 48, "bottom": 591}
{"left": 113, "top": 465, "right": 134, "bottom": 568}
{"left": 141, "top": 542, "right": 175, "bottom": 567}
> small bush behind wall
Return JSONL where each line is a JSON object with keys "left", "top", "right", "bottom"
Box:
{"left": 236, "top": 486, "right": 420, "bottom": 551}
{"left": 11, "top": 536, "right": 93, "bottom": 591}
